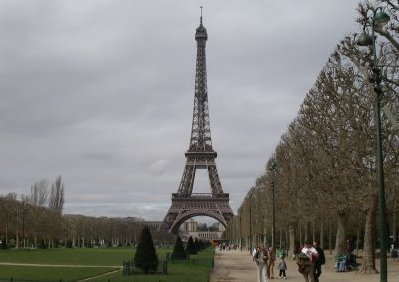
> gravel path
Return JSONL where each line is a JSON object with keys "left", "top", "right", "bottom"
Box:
{"left": 210, "top": 249, "right": 399, "bottom": 282}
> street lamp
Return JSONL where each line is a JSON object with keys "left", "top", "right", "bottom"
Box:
{"left": 249, "top": 193, "right": 253, "bottom": 251}
{"left": 356, "top": 6, "right": 390, "bottom": 282}
{"left": 239, "top": 208, "right": 243, "bottom": 251}
{"left": 269, "top": 159, "right": 277, "bottom": 249}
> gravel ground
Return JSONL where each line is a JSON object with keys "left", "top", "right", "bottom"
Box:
{"left": 210, "top": 249, "right": 399, "bottom": 282}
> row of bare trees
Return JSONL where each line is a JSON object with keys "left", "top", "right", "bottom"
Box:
{"left": 225, "top": 0, "right": 399, "bottom": 274}
{"left": 62, "top": 215, "right": 174, "bottom": 248}
{"left": 0, "top": 176, "right": 174, "bottom": 248}
{"left": 0, "top": 176, "right": 64, "bottom": 248}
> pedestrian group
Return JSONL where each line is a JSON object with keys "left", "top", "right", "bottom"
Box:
{"left": 253, "top": 240, "right": 325, "bottom": 282}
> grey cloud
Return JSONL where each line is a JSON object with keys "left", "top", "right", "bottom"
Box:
{"left": 0, "top": 0, "right": 359, "bottom": 218}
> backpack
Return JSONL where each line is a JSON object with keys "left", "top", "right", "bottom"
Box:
{"left": 254, "top": 248, "right": 268, "bottom": 264}
{"left": 296, "top": 254, "right": 311, "bottom": 274}
{"left": 262, "top": 249, "right": 269, "bottom": 263}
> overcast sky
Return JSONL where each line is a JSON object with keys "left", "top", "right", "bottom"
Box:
{"left": 0, "top": 0, "right": 360, "bottom": 222}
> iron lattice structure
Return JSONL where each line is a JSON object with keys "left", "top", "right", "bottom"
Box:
{"left": 160, "top": 17, "right": 233, "bottom": 234}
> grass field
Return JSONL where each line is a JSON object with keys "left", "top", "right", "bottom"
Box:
{"left": 0, "top": 247, "right": 215, "bottom": 281}
{"left": 0, "top": 247, "right": 143, "bottom": 266}
{"left": 101, "top": 248, "right": 215, "bottom": 282}
{"left": 0, "top": 265, "right": 118, "bottom": 281}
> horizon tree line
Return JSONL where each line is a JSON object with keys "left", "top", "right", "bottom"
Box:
{"left": 0, "top": 175, "right": 175, "bottom": 248}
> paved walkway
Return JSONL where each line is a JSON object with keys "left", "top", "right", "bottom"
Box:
{"left": 210, "top": 249, "right": 399, "bottom": 282}
{"left": 211, "top": 249, "right": 257, "bottom": 282}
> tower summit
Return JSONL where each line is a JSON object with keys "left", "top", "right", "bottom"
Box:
{"left": 160, "top": 12, "right": 234, "bottom": 234}
{"left": 195, "top": 7, "right": 207, "bottom": 41}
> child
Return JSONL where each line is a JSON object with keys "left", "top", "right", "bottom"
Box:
{"left": 277, "top": 256, "right": 287, "bottom": 279}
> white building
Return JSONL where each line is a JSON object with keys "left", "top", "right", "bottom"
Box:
{"left": 179, "top": 218, "right": 225, "bottom": 242}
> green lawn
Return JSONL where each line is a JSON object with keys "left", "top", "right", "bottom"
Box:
{"left": 0, "top": 265, "right": 118, "bottom": 281}
{"left": 0, "top": 247, "right": 214, "bottom": 281}
{"left": 0, "top": 247, "right": 154, "bottom": 266}
{"left": 101, "top": 248, "right": 215, "bottom": 282}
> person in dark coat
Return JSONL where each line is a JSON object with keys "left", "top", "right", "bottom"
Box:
{"left": 313, "top": 241, "right": 325, "bottom": 282}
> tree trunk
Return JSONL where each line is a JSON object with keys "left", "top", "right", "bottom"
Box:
{"left": 356, "top": 220, "right": 361, "bottom": 257}
{"left": 329, "top": 220, "right": 332, "bottom": 255}
{"left": 304, "top": 221, "right": 309, "bottom": 243}
{"left": 312, "top": 219, "right": 316, "bottom": 242}
{"left": 15, "top": 232, "right": 19, "bottom": 249}
{"left": 289, "top": 224, "right": 295, "bottom": 257}
{"left": 279, "top": 227, "right": 283, "bottom": 249}
{"left": 320, "top": 221, "right": 324, "bottom": 249}
{"left": 285, "top": 228, "right": 289, "bottom": 251}
{"left": 263, "top": 227, "right": 267, "bottom": 245}
{"left": 360, "top": 192, "right": 378, "bottom": 274}
{"left": 393, "top": 198, "right": 397, "bottom": 246}
{"left": 335, "top": 210, "right": 349, "bottom": 256}
{"left": 299, "top": 220, "right": 302, "bottom": 246}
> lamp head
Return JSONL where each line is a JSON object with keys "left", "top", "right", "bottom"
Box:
{"left": 270, "top": 159, "right": 277, "bottom": 171}
{"left": 374, "top": 10, "right": 390, "bottom": 29}
{"left": 356, "top": 31, "right": 373, "bottom": 46}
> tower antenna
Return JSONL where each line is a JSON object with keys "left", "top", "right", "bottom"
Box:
{"left": 200, "top": 6, "right": 203, "bottom": 24}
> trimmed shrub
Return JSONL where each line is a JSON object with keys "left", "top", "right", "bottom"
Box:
{"left": 38, "top": 239, "right": 47, "bottom": 249}
{"left": 171, "top": 235, "right": 187, "bottom": 259}
{"left": 194, "top": 237, "right": 200, "bottom": 252}
{"left": 0, "top": 239, "right": 8, "bottom": 250}
{"left": 66, "top": 240, "right": 73, "bottom": 248}
{"left": 134, "top": 226, "right": 158, "bottom": 274}
{"left": 186, "top": 236, "right": 197, "bottom": 254}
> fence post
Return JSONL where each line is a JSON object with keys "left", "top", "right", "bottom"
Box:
{"left": 162, "top": 259, "right": 168, "bottom": 274}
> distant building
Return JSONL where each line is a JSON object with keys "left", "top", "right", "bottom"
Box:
{"left": 136, "top": 220, "right": 162, "bottom": 230}
{"left": 134, "top": 218, "right": 225, "bottom": 243}
{"left": 179, "top": 219, "right": 225, "bottom": 242}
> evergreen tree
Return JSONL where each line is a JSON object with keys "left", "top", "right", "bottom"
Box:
{"left": 186, "top": 236, "right": 197, "bottom": 254}
{"left": 66, "top": 240, "right": 73, "bottom": 248}
{"left": 0, "top": 238, "right": 7, "bottom": 250}
{"left": 171, "top": 235, "right": 187, "bottom": 259}
{"left": 38, "top": 239, "right": 47, "bottom": 249}
{"left": 194, "top": 237, "right": 201, "bottom": 252}
{"left": 134, "top": 226, "right": 158, "bottom": 274}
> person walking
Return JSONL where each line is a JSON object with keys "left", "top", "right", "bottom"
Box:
{"left": 267, "top": 246, "right": 276, "bottom": 279}
{"left": 313, "top": 241, "right": 325, "bottom": 282}
{"left": 301, "top": 241, "right": 318, "bottom": 282}
{"left": 253, "top": 243, "right": 269, "bottom": 282}
{"left": 277, "top": 256, "right": 287, "bottom": 279}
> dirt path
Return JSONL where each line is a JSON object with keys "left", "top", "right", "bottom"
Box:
{"left": 211, "top": 249, "right": 257, "bottom": 282}
{"left": 210, "top": 249, "right": 399, "bottom": 282}
{"left": 0, "top": 262, "right": 120, "bottom": 268}
{"left": 77, "top": 268, "right": 122, "bottom": 281}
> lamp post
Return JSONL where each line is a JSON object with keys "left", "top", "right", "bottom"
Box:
{"left": 356, "top": 7, "right": 390, "bottom": 282}
{"left": 249, "top": 193, "right": 253, "bottom": 251}
{"left": 239, "top": 207, "right": 243, "bottom": 251}
{"left": 269, "top": 159, "right": 277, "bottom": 249}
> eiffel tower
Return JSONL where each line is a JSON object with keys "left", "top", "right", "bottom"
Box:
{"left": 160, "top": 12, "right": 234, "bottom": 234}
